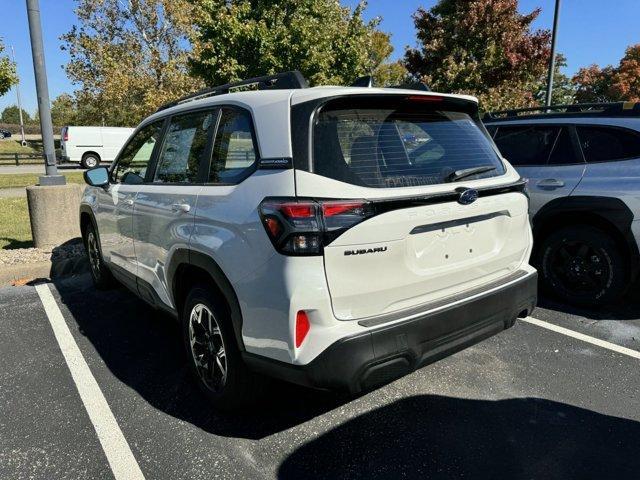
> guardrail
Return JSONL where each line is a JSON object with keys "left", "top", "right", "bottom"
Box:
{"left": 0, "top": 153, "right": 44, "bottom": 166}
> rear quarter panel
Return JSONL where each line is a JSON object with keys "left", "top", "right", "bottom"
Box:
{"left": 188, "top": 169, "right": 297, "bottom": 359}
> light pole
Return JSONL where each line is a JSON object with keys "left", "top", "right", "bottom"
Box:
{"left": 545, "top": 0, "right": 562, "bottom": 108}
{"left": 25, "top": 0, "right": 64, "bottom": 185}
{"left": 10, "top": 46, "right": 27, "bottom": 147}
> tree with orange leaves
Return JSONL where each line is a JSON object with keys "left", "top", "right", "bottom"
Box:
{"left": 573, "top": 45, "right": 640, "bottom": 103}
{"left": 404, "top": 0, "right": 551, "bottom": 111}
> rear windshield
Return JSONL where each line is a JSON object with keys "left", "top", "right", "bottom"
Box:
{"left": 312, "top": 97, "right": 504, "bottom": 188}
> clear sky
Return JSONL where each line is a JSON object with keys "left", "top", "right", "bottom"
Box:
{"left": 1, "top": 0, "right": 639, "bottom": 115}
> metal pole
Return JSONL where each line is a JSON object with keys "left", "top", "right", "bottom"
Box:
{"left": 10, "top": 46, "right": 27, "bottom": 147}
{"left": 545, "top": 0, "right": 561, "bottom": 108}
{"left": 25, "top": 0, "right": 64, "bottom": 184}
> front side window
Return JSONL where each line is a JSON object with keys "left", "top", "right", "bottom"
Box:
{"left": 577, "top": 126, "right": 640, "bottom": 163}
{"left": 547, "top": 127, "right": 581, "bottom": 165}
{"left": 208, "top": 107, "right": 257, "bottom": 184}
{"left": 313, "top": 97, "right": 504, "bottom": 188}
{"left": 493, "top": 126, "right": 561, "bottom": 166}
{"left": 112, "top": 121, "right": 163, "bottom": 184}
{"left": 154, "top": 110, "right": 216, "bottom": 183}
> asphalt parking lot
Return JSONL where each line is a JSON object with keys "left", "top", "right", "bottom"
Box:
{"left": 1, "top": 275, "right": 639, "bottom": 480}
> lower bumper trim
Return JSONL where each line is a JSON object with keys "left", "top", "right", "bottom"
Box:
{"left": 243, "top": 270, "right": 537, "bottom": 394}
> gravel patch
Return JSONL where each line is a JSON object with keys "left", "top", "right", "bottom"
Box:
{"left": 0, "top": 241, "right": 86, "bottom": 266}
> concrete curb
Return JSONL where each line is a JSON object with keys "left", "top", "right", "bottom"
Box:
{"left": 0, "top": 255, "right": 89, "bottom": 286}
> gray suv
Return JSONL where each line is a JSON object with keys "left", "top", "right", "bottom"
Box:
{"left": 485, "top": 102, "right": 640, "bottom": 306}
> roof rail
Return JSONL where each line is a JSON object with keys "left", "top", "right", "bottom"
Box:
{"left": 156, "top": 70, "right": 309, "bottom": 112}
{"left": 483, "top": 102, "right": 640, "bottom": 121}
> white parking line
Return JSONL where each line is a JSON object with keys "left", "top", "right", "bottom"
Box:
{"left": 35, "top": 283, "right": 145, "bottom": 480}
{"left": 522, "top": 316, "right": 640, "bottom": 360}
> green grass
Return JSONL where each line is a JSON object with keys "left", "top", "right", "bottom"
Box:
{"left": 0, "top": 197, "right": 32, "bottom": 249}
{"left": 0, "top": 172, "right": 85, "bottom": 189}
{"left": 0, "top": 140, "right": 37, "bottom": 154}
{"left": 0, "top": 139, "right": 61, "bottom": 165}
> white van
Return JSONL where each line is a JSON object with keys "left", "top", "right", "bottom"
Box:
{"left": 60, "top": 126, "right": 134, "bottom": 168}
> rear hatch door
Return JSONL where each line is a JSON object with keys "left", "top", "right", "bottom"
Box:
{"left": 294, "top": 93, "right": 530, "bottom": 320}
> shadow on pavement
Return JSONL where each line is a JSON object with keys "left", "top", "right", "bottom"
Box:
{"left": 52, "top": 275, "right": 347, "bottom": 440}
{"left": 278, "top": 394, "right": 640, "bottom": 480}
{"left": 538, "top": 288, "right": 640, "bottom": 321}
{"left": 49, "top": 238, "right": 89, "bottom": 278}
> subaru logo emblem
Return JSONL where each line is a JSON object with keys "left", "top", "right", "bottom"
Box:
{"left": 457, "top": 188, "right": 478, "bottom": 205}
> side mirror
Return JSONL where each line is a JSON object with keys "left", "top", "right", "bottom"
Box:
{"left": 84, "top": 166, "right": 109, "bottom": 187}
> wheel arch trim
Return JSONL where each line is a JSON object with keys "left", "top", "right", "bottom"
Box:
{"left": 167, "top": 249, "right": 246, "bottom": 351}
{"left": 533, "top": 196, "right": 640, "bottom": 278}
{"left": 79, "top": 204, "right": 103, "bottom": 253}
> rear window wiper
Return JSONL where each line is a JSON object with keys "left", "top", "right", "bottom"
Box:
{"left": 447, "top": 165, "right": 496, "bottom": 182}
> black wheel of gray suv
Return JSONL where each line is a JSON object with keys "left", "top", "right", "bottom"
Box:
{"left": 83, "top": 222, "right": 115, "bottom": 289}
{"left": 181, "top": 285, "right": 264, "bottom": 409}
{"left": 540, "top": 225, "right": 628, "bottom": 307}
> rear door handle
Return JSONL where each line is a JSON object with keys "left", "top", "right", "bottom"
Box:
{"left": 171, "top": 203, "right": 191, "bottom": 213}
{"left": 536, "top": 178, "right": 565, "bottom": 189}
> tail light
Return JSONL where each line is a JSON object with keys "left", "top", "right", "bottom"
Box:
{"left": 62, "top": 127, "right": 68, "bottom": 142}
{"left": 259, "top": 198, "right": 375, "bottom": 255}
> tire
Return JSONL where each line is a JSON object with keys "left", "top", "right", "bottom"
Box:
{"left": 83, "top": 221, "right": 115, "bottom": 289}
{"left": 182, "top": 285, "right": 264, "bottom": 409}
{"left": 0, "top": 133, "right": 5, "bottom": 139}
{"left": 81, "top": 153, "right": 100, "bottom": 169}
{"left": 539, "top": 225, "right": 628, "bottom": 306}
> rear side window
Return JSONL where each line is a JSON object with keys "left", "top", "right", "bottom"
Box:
{"left": 154, "top": 110, "right": 216, "bottom": 183}
{"left": 576, "top": 126, "right": 640, "bottom": 163}
{"left": 208, "top": 107, "right": 257, "bottom": 184}
{"left": 312, "top": 98, "right": 504, "bottom": 188}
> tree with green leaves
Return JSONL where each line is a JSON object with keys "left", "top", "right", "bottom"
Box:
{"left": 190, "top": 0, "right": 395, "bottom": 87}
{"left": 50, "top": 93, "right": 78, "bottom": 126}
{"left": 369, "top": 31, "right": 408, "bottom": 87}
{"left": 0, "top": 105, "right": 32, "bottom": 125}
{"left": 61, "top": 0, "right": 203, "bottom": 126}
{"left": 404, "top": 0, "right": 551, "bottom": 111}
{"left": 535, "top": 53, "right": 576, "bottom": 105}
{"left": 0, "top": 38, "right": 18, "bottom": 97}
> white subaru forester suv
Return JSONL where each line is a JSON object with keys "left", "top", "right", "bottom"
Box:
{"left": 81, "top": 71, "right": 537, "bottom": 408}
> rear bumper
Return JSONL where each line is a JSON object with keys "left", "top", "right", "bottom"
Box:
{"left": 244, "top": 270, "right": 537, "bottom": 393}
